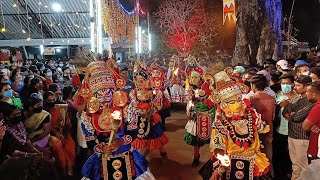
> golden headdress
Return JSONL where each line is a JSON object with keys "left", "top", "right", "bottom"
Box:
{"left": 74, "top": 48, "right": 116, "bottom": 103}
{"left": 203, "top": 64, "right": 249, "bottom": 103}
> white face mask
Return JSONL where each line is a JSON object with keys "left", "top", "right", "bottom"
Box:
{"left": 301, "top": 71, "right": 309, "bottom": 76}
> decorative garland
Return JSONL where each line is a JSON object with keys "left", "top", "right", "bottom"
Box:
{"left": 218, "top": 108, "right": 257, "bottom": 148}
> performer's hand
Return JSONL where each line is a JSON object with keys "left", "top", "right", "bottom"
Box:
{"left": 210, "top": 170, "right": 222, "bottom": 180}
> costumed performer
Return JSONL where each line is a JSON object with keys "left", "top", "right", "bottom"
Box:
{"left": 167, "top": 55, "right": 185, "bottom": 103}
{"left": 128, "top": 61, "right": 169, "bottom": 158}
{"left": 73, "top": 49, "right": 155, "bottom": 180}
{"left": 184, "top": 55, "right": 216, "bottom": 167}
{"left": 149, "top": 62, "right": 171, "bottom": 130}
{"left": 198, "top": 68, "right": 271, "bottom": 180}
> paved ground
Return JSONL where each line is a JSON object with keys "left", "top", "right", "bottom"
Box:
{"left": 148, "top": 104, "right": 210, "bottom": 180}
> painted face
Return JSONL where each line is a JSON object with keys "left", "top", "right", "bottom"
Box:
{"left": 190, "top": 71, "right": 201, "bottom": 86}
{"left": 95, "top": 88, "right": 113, "bottom": 104}
{"left": 150, "top": 69, "right": 164, "bottom": 89}
{"left": 135, "top": 75, "right": 149, "bottom": 89}
{"left": 221, "top": 95, "right": 245, "bottom": 117}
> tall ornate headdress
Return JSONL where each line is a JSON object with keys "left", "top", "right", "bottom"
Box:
{"left": 148, "top": 62, "right": 165, "bottom": 89}
{"left": 73, "top": 48, "right": 116, "bottom": 105}
{"left": 203, "top": 64, "right": 249, "bottom": 103}
{"left": 133, "top": 60, "right": 153, "bottom": 101}
{"left": 185, "top": 55, "right": 203, "bottom": 89}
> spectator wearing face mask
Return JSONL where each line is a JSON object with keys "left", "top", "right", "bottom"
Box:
{"left": 0, "top": 83, "right": 23, "bottom": 110}
{"left": 273, "top": 73, "right": 299, "bottom": 179}
{"left": 0, "top": 74, "right": 10, "bottom": 84}
{"left": 2, "top": 104, "right": 42, "bottom": 157}
{"left": 58, "top": 61, "right": 64, "bottom": 68}
{"left": 295, "top": 64, "right": 310, "bottom": 79}
{"left": 310, "top": 67, "right": 320, "bottom": 82}
{"left": 36, "top": 63, "right": 46, "bottom": 74}
{"left": 23, "top": 93, "right": 52, "bottom": 159}
{"left": 43, "top": 69, "right": 53, "bottom": 88}
{"left": 48, "top": 83, "right": 65, "bottom": 104}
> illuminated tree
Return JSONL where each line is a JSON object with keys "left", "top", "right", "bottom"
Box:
{"left": 155, "top": 0, "right": 218, "bottom": 56}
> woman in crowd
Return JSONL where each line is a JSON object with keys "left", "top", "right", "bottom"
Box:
{"left": 23, "top": 93, "right": 51, "bottom": 159}
{"left": 9, "top": 68, "right": 24, "bottom": 92}
{"left": 0, "top": 83, "right": 23, "bottom": 110}
{"left": 28, "top": 77, "right": 44, "bottom": 100}
{"left": 1, "top": 104, "right": 42, "bottom": 157}
{"left": 43, "top": 68, "right": 53, "bottom": 88}
{"left": 0, "top": 74, "right": 10, "bottom": 84}
{"left": 48, "top": 83, "right": 65, "bottom": 104}
{"left": 44, "top": 91, "right": 75, "bottom": 177}
{"left": 63, "top": 86, "right": 78, "bottom": 141}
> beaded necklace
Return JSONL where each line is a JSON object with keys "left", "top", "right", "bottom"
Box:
{"left": 220, "top": 109, "right": 255, "bottom": 148}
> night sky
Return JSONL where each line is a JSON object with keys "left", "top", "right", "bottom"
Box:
{"left": 282, "top": 0, "right": 320, "bottom": 46}
{"left": 144, "top": 0, "right": 319, "bottom": 46}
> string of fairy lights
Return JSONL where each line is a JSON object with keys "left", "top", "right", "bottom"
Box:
{"left": 0, "top": 0, "right": 151, "bottom": 53}
{"left": 0, "top": 0, "right": 91, "bottom": 43}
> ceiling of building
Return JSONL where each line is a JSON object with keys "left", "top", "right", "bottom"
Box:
{"left": 0, "top": 0, "right": 90, "bottom": 40}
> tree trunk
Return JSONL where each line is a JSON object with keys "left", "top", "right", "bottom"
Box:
{"left": 233, "top": 0, "right": 264, "bottom": 66}
{"left": 233, "top": 0, "right": 282, "bottom": 66}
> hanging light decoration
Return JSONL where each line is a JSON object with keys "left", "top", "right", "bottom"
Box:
{"left": 101, "top": 0, "right": 136, "bottom": 45}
